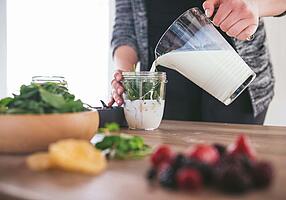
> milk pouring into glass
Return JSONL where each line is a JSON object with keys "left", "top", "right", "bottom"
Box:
{"left": 151, "top": 7, "right": 256, "bottom": 105}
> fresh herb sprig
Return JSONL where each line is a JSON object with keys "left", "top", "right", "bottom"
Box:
{"left": 95, "top": 134, "right": 152, "bottom": 160}
{"left": 98, "top": 122, "right": 121, "bottom": 133}
{"left": 0, "top": 82, "right": 87, "bottom": 114}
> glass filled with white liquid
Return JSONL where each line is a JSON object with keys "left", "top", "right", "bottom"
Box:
{"left": 121, "top": 72, "right": 167, "bottom": 130}
{"left": 152, "top": 7, "right": 256, "bottom": 105}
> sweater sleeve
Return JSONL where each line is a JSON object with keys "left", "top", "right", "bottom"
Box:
{"left": 111, "top": 0, "right": 139, "bottom": 57}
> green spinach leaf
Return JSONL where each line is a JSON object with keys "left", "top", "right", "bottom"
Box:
{"left": 95, "top": 134, "right": 151, "bottom": 160}
{"left": 0, "top": 82, "right": 87, "bottom": 114}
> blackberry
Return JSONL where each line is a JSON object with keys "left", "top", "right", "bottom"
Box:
{"left": 252, "top": 161, "right": 274, "bottom": 188}
{"left": 213, "top": 143, "right": 226, "bottom": 156}
{"left": 158, "top": 165, "right": 177, "bottom": 189}
{"left": 146, "top": 167, "right": 157, "bottom": 181}
{"left": 220, "top": 154, "right": 241, "bottom": 166}
{"left": 220, "top": 154, "right": 251, "bottom": 171}
{"left": 216, "top": 164, "right": 252, "bottom": 194}
{"left": 240, "top": 155, "right": 255, "bottom": 173}
{"left": 196, "top": 162, "right": 214, "bottom": 185}
{"left": 172, "top": 153, "right": 188, "bottom": 170}
{"left": 185, "top": 158, "right": 201, "bottom": 167}
{"left": 225, "top": 154, "right": 254, "bottom": 167}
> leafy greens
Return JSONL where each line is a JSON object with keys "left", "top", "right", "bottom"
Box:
{"left": 95, "top": 134, "right": 152, "bottom": 160}
{"left": 98, "top": 122, "right": 121, "bottom": 133}
{"left": 0, "top": 82, "right": 87, "bottom": 114}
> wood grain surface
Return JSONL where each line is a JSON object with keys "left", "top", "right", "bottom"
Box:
{"left": 0, "top": 120, "right": 286, "bottom": 200}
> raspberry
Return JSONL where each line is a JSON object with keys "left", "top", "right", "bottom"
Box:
{"left": 252, "top": 161, "right": 274, "bottom": 188}
{"left": 176, "top": 168, "right": 203, "bottom": 191}
{"left": 187, "top": 144, "right": 220, "bottom": 165}
{"left": 180, "top": 158, "right": 213, "bottom": 185}
{"left": 228, "top": 134, "right": 256, "bottom": 160}
{"left": 151, "top": 145, "right": 173, "bottom": 168}
{"left": 171, "top": 154, "right": 214, "bottom": 185}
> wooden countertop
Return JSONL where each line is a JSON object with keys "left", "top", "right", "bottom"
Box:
{"left": 0, "top": 120, "right": 286, "bottom": 200}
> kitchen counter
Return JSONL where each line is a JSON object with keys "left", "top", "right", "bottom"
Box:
{"left": 0, "top": 120, "right": 286, "bottom": 200}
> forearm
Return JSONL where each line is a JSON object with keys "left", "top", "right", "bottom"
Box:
{"left": 114, "top": 45, "right": 138, "bottom": 72}
{"left": 255, "top": 0, "right": 286, "bottom": 17}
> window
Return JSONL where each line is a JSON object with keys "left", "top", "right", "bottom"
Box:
{"left": 6, "top": 0, "right": 110, "bottom": 106}
{"left": 0, "top": 0, "right": 7, "bottom": 98}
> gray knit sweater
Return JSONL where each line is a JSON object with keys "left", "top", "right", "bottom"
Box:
{"left": 111, "top": 0, "right": 276, "bottom": 116}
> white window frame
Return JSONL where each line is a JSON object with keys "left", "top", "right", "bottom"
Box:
{"left": 0, "top": 0, "right": 7, "bottom": 98}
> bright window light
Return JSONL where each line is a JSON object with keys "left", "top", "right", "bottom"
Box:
{"left": 7, "top": 0, "right": 110, "bottom": 106}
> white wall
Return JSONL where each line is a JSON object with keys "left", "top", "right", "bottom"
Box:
{"left": 0, "top": 0, "right": 7, "bottom": 98}
{"left": 6, "top": 0, "right": 110, "bottom": 106}
{"left": 264, "top": 17, "right": 286, "bottom": 126}
{"left": 108, "top": 0, "right": 115, "bottom": 96}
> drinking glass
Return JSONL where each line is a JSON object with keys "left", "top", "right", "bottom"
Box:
{"left": 121, "top": 72, "right": 167, "bottom": 130}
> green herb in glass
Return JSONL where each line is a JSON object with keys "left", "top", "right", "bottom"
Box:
{"left": 122, "top": 78, "right": 162, "bottom": 101}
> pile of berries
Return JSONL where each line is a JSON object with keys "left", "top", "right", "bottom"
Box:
{"left": 147, "top": 135, "right": 274, "bottom": 194}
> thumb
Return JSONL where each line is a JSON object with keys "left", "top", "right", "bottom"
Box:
{"left": 203, "top": 0, "right": 220, "bottom": 18}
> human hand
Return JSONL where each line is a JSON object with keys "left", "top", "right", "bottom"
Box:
{"left": 203, "top": 0, "right": 259, "bottom": 40}
{"left": 108, "top": 70, "right": 125, "bottom": 107}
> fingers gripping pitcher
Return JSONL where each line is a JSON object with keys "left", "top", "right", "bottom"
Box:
{"left": 151, "top": 7, "right": 256, "bottom": 105}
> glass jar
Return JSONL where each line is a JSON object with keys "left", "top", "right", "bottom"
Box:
{"left": 121, "top": 72, "right": 167, "bottom": 130}
{"left": 32, "top": 76, "right": 68, "bottom": 88}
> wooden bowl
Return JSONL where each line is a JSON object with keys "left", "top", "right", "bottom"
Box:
{"left": 0, "top": 111, "right": 99, "bottom": 153}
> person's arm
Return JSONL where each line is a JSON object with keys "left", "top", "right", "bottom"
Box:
{"left": 111, "top": 0, "right": 139, "bottom": 71}
{"left": 114, "top": 45, "right": 138, "bottom": 72}
{"left": 203, "top": 0, "right": 286, "bottom": 40}
{"left": 109, "top": 0, "right": 138, "bottom": 106}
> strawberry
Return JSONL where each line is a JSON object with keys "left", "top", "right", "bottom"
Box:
{"left": 151, "top": 145, "right": 173, "bottom": 168}
{"left": 227, "top": 134, "right": 256, "bottom": 160}
{"left": 186, "top": 144, "right": 220, "bottom": 165}
{"left": 176, "top": 168, "right": 202, "bottom": 191}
